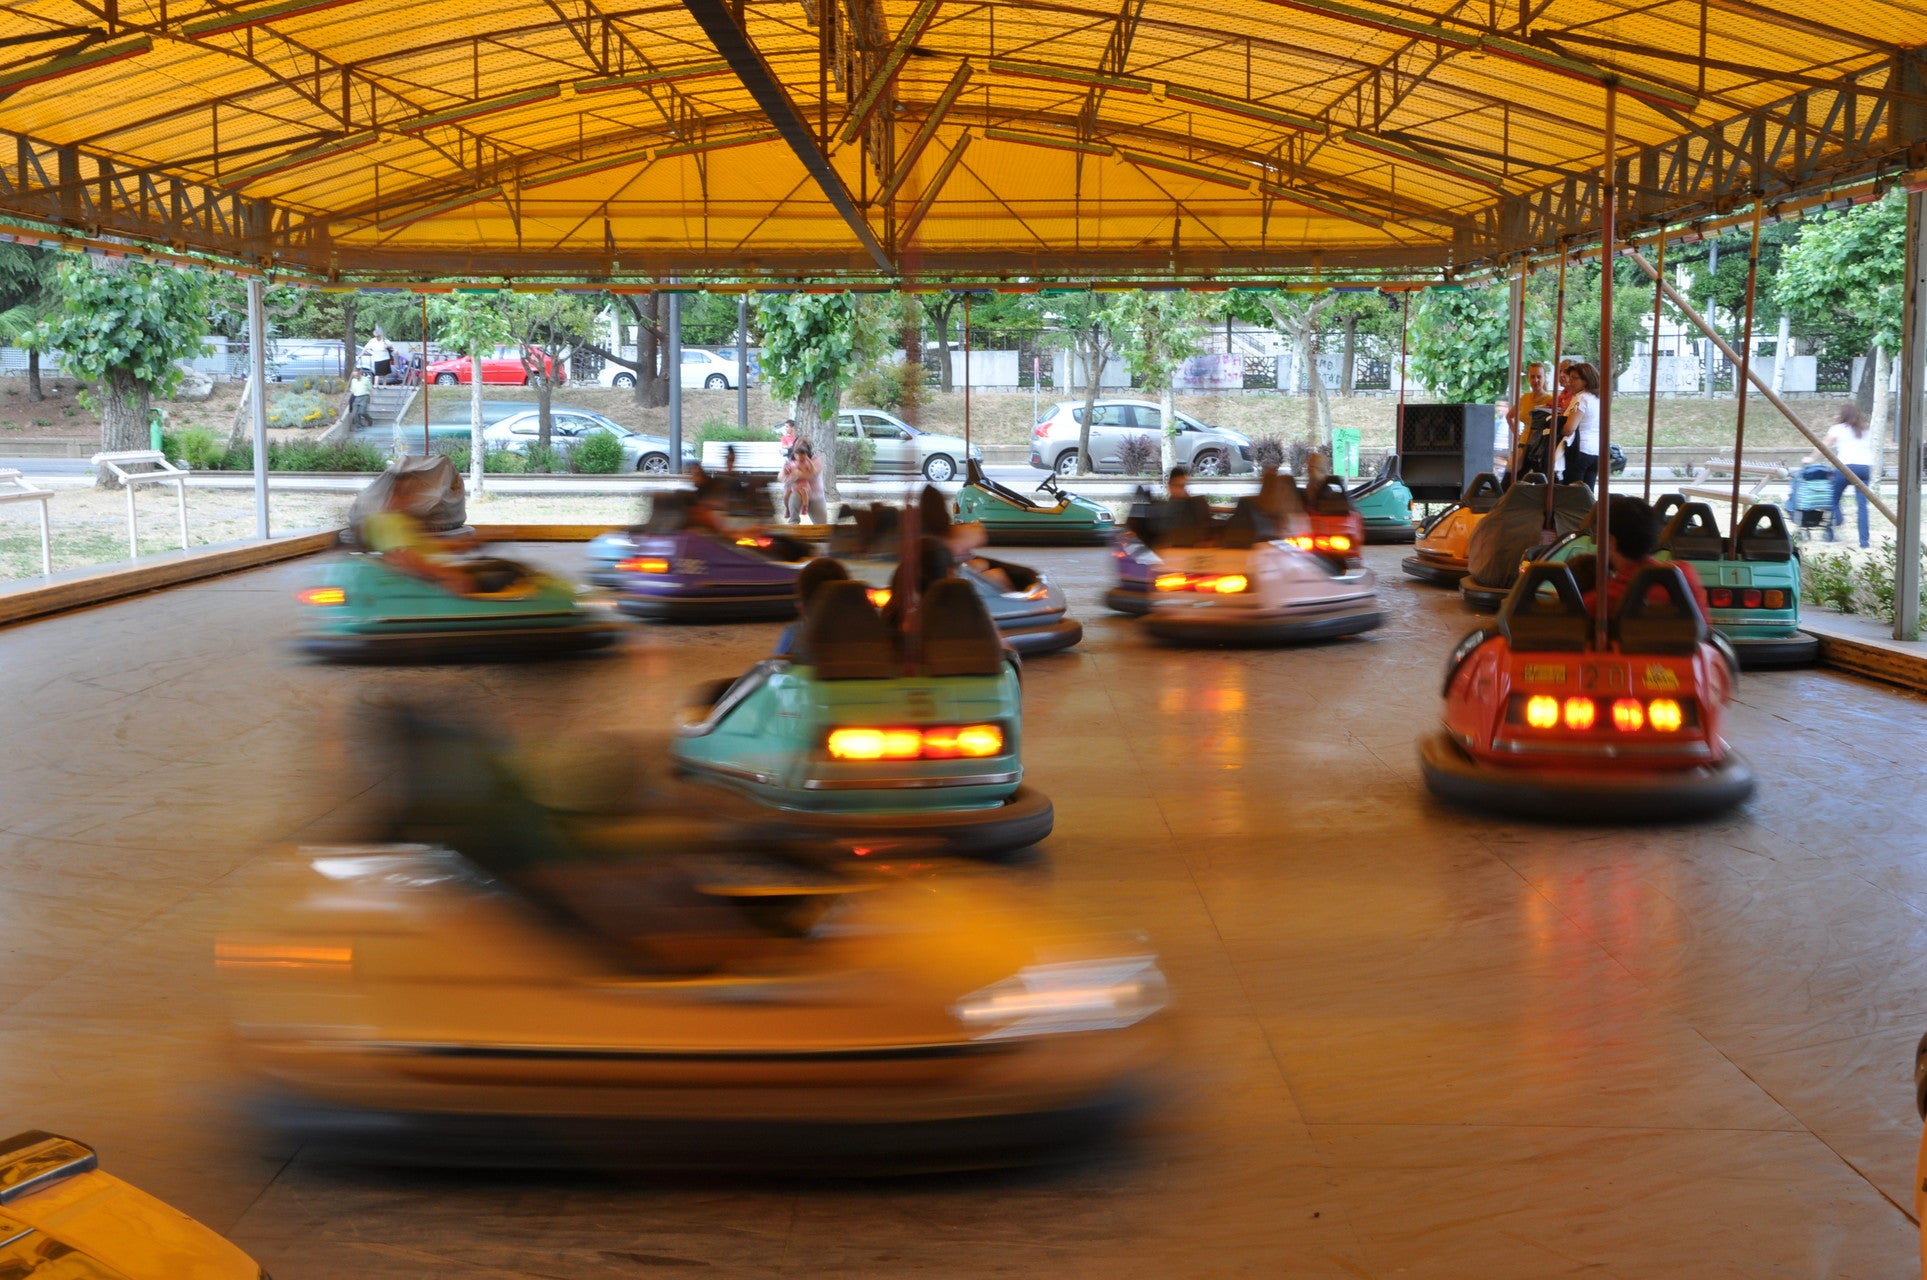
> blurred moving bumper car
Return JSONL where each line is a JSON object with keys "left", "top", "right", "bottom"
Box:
{"left": 218, "top": 720, "right": 1159, "bottom": 1170}
{"left": 1421, "top": 562, "right": 1754, "bottom": 821}
{"left": 673, "top": 578, "right": 1053, "bottom": 855}
{"left": 0, "top": 1130, "right": 263, "bottom": 1277}
{"left": 295, "top": 552, "right": 619, "bottom": 663}
{"left": 1144, "top": 500, "right": 1381, "bottom": 646}
{"left": 1292, "top": 474, "right": 1368, "bottom": 568}
{"left": 953, "top": 461, "right": 1116, "bottom": 546}
{"left": 611, "top": 512, "right": 817, "bottom": 623}
{"left": 1402, "top": 472, "right": 1504, "bottom": 585}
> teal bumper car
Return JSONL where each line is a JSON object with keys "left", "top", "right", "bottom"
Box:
{"left": 672, "top": 577, "right": 1052, "bottom": 856}
{"left": 1655, "top": 502, "right": 1819, "bottom": 668}
{"left": 296, "top": 551, "right": 621, "bottom": 663}
{"left": 953, "top": 461, "right": 1116, "bottom": 546}
{"left": 1349, "top": 455, "right": 1417, "bottom": 544}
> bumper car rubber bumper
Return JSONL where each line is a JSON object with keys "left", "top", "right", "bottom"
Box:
{"left": 254, "top": 1082, "right": 1142, "bottom": 1174}
{"left": 617, "top": 592, "right": 797, "bottom": 623}
{"left": 1363, "top": 523, "right": 1418, "bottom": 545}
{"left": 1419, "top": 731, "right": 1755, "bottom": 822}
{"left": 1104, "top": 586, "right": 1153, "bottom": 616}
{"left": 728, "top": 784, "right": 1055, "bottom": 857}
{"left": 297, "top": 620, "right": 623, "bottom": 663}
{"left": 980, "top": 524, "right": 1113, "bottom": 547}
{"left": 1726, "top": 631, "right": 1820, "bottom": 669}
{"left": 1401, "top": 555, "right": 1468, "bottom": 585}
{"left": 999, "top": 616, "right": 1084, "bottom": 656}
{"left": 1145, "top": 605, "right": 1382, "bottom": 647}
{"left": 1459, "top": 578, "right": 1511, "bottom": 612}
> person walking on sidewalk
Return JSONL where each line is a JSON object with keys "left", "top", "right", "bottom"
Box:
{"left": 348, "top": 367, "right": 374, "bottom": 430}
{"left": 1814, "top": 403, "right": 1875, "bottom": 549}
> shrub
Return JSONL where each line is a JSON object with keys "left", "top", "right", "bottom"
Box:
{"left": 696, "top": 419, "right": 776, "bottom": 445}
{"left": 835, "top": 436, "right": 875, "bottom": 476}
{"left": 1802, "top": 548, "right": 1858, "bottom": 613}
{"left": 573, "top": 429, "right": 624, "bottom": 474}
{"left": 267, "top": 389, "right": 332, "bottom": 428}
{"left": 1286, "top": 438, "right": 1317, "bottom": 475}
{"left": 849, "top": 359, "right": 927, "bottom": 417}
{"left": 522, "top": 442, "right": 565, "bottom": 474}
{"left": 163, "top": 426, "right": 227, "bottom": 469}
{"left": 1250, "top": 435, "right": 1287, "bottom": 471}
{"left": 1801, "top": 538, "right": 1927, "bottom": 622}
{"left": 1117, "top": 434, "right": 1160, "bottom": 475}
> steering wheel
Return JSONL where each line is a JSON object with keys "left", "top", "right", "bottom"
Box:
{"left": 1037, "top": 473, "right": 1063, "bottom": 498}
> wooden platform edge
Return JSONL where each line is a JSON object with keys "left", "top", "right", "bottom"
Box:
{"left": 0, "top": 531, "right": 339, "bottom": 628}
{"left": 1811, "top": 631, "right": 1927, "bottom": 696}
{"left": 469, "top": 524, "right": 608, "bottom": 541}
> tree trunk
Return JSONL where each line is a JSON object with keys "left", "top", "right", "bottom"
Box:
{"left": 470, "top": 349, "right": 485, "bottom": 493}
{"left": 898, "top": 301, "right": 922, "bottom": 427}
{"left": 1770, "top": 313, "right": 1789, "bottom": 395}
{"left": 1855, "top": 344, "right": 1878, "bottom": 423}
{"left": 1076, "top": 335, "right": 1103, "bottom": 477}
{"left": 535, "top": 375, "right": 555, "bottom": 466}
{"left": 932, "top": 299, "right": 956, "bottom": 393}
{"left": 634, "top": 295, "right": 667, "bottom": 408}
{"left": 796, "top": 391, "right": 838, "bottom": 509}
{"left": 1339, "top": 316, "right": 1358, "bottom": 396}
{"left": 1868, "top": 343, "right": 1892, "bottom": 486}
{"left": 1302, "top": 326, "right": 1333, "bottom": 448}
{"left": 26, "top": 347, "right": 41, "bottom": 401}
{"left": 96, "top": 368, "right": 151, "bottom": 489}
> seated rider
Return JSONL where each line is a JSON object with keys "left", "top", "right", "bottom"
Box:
{"left": 358, "top": 469, "right": 477, "bottom": 594}
{"left": 881, "top": 537, "right": 956, "bottom": 632}
{"left": 1580, "top": 494, "right": 1708, "bottom": 618}
{"left": 920, "top": 485, "right": 1015, "bottom": 592}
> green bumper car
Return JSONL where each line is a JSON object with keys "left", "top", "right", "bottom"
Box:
{"left": 672, "top": 577, "right": 1053, "bottom": 856}
{"left": 1348, "top": 455, "right": 1417, "bottom": 544}
{"left": 953, "top": 461, "right": 1116, "bottom": 546}
{"left": 296, "top": 551, "right": 621, "bottom": 663}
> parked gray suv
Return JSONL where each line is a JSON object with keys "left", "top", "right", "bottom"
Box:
{"left": 1029, "top": 399, "right": 1254, "bottom": 477}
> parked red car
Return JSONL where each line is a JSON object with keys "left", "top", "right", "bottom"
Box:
{"left": 422, "top": 345, "right": 563, "bottom": 386}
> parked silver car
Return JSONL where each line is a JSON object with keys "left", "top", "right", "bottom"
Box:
{"left": 483, "top": 408, "right": 692, "bottom": 473}
{"left": 1029, "top": 398, "right": 1254, "bottom": 477}
{"left": 835, "top": 407, "right": 982, "bottom": 481}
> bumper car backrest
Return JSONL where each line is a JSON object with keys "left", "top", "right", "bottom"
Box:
{"left": 1613, "top": 565, "right": 1709, "bottom": 655}
{"left": 642, "top": 491, "right": 689, "bottom": 533}
{"left": 1217, "top": 499, "right": 1274, "bottom": 550}
{"left": 1462, "top": 473, "right": 1504, "bottom": 514}
{"left": 1158, "top": 496, "right": 1216, "bottom": 548}
{"left": 920, "top": 578, "right": 1005, "bottom": 677}
{"left": 796, "top": 557, "right": 851, "bottom": 610}
{"left": 1499, "top": 563, "right": 1591, "bottom": 651}
{"left": 966, "top": 458, "right": 1043, "bottom": 510}
{"left": 1660, "top": 502, "right": 1727, "bottom": 560}
{"left": 799, "top": 580, "right": 899, "bottom": 678}
{"left": 1305, "top": 475, "right": 1353, "bottom": 515}
{"left": 381, "top": 709, "right": 573, "bottom": 877}
{"left": 1734, "top": 503, "right": 1794, "bottom": 562}
{"left": 1651, "top": 492, "right": 1687, "bottom": 526}
{"left": 1347, "top": 452, "right": 1399, "bottom": 498}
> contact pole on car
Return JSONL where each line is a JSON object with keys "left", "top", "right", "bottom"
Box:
{"left": 1594, "top": 80, "right": 1616, "bottom": 652}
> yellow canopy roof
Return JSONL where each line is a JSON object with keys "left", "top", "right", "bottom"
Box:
{"left": 0, "top": 0, "right": 1921, "bottom": 282}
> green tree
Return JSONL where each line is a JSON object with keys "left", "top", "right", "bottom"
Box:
{"left": 0, "top": 244, "right": 59, "bottom": 401}
{"left": 1036, "top": 292, "right": 1123, "bottom": 475}
{"left": 1777, "top": 191, "right": 1907, "bottom": 441}
{"left": 1526, "top": 261, "right": 1654, "bottom": 381}
{"left": 1407, "top": 285, "right": 1509, "bottom": 404}
{"left": 502, "top": 292, "right": 599, "bottom": 460}
{"left": 1114, "top": 292, "right": 1211, "bottom": 474}
{"left": 1229, "top": 288, "right": 1385, "bottom": 445}
{"left": 430, "top": 292, "right": 515, "bottom": 489}
{"left": 46, "top": 258, "right": 209, "bottom": 485}
{"left": 758, "top": 293, "right": 885, "bottom": 501}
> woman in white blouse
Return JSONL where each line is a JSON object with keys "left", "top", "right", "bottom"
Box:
{"left": 1557, "top": 362, "right": 1603, "bottom": 488}
{"left": 1813, "top": 403, "right": 1875, "bottom": 549}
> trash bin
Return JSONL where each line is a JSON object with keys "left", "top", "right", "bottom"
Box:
{"left": 1331, "top": 427, "right": 1360, "bottom": 478}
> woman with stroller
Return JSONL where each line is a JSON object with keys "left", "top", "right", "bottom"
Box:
{"left": 1811, "top": 403, "right": 1874, "bottom": 549}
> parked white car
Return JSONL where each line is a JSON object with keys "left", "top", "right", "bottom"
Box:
{"left": 600, "top": 348, "right": 746, "bottom": 391}
{"left": 836, "top": 407, "right": 982, "bottom": 482}
{"left": 481, "top": 408, "right": 693, "bottom": 473}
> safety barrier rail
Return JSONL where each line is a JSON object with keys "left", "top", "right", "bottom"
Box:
{"left": 0, "top": 469, "right": 53, "bottom": 575}
{"left": 89, "top": 451, "right": 189, "bottom": 558}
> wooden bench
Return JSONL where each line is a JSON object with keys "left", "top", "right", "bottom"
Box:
{"left": 1679, "top": 459, "right": 1786, "bottom": 515}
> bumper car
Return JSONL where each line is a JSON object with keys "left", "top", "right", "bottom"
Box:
{"left": 1652, "top": 502, "right": 1818, "bottom": 668}
{"left": 1144, "top": 500, "right": 1381, "bottom": 646}
{"left": 673, "top": 577, "right": 1053, "bottom": 855}
{"left": 1347, "top": 454, "right": 1418, "bottom": 543}
{"left": 296, "top": 550, "right": 621, "bottom": 663}
{"left": 1421, "top": 562, "right": 1754, "bottom": 822}
{"left": 1103, "top": 489, "right": 1214, "bottom": 617}
{"left": 610, "top": 493, "right": 818, "bottom": 622}
{"left": 1458, "top": 476, "right": 1594, "bottom": 611}
{"left": 953, "top": 461, "right": 1116, "bottom": 545}
{"left": 1291, "top": 474, "right": 1367, "bottom": 567}
{"left": 0, "top": 1129, "right": 262, "bottom": 1277}
{"left": 216, "top": 717, "right": 1163, "bottom": 1173}
{"left": 1402, "top": 473, "right": 1504, "bottom": 585}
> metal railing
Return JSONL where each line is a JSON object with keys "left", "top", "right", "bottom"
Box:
{"left": 89, "top": 451, "right": 189, "bottom": 557}
{"left": 0, "top": 469, "right": 54, "bottom": 575}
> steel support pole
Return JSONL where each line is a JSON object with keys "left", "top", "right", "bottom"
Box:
{"left": 1894, "top": 188, "right": 1927, "bottom": 641}
{"left": 1727, "top": 205, "right": 1764, "bottom": 535}
{"left": 1506, "top": 266, "right": 1525, "bottom": 474}
{"left": 420, "top": 294, "right": 430, "bottom": 454}
{"left": 1593, "top": 83, "right": 1615, "bottom": 650}
{"left": 736, "top": 295, "right": 749, "bottom": 431}
{"left": 667, "top": 289, "right": 683, "bottom": 469}
{"left": 962, "top": 292, "right": 972, "bottom": 456}
{"left": 1643, "top": 232, "right": 1666, "bottom": 499}
{"left": 247, "top": 277, "right": 269, "bottom": 540}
